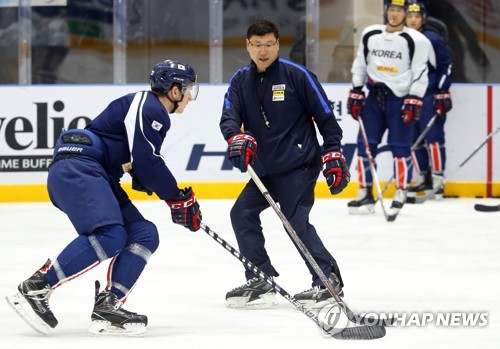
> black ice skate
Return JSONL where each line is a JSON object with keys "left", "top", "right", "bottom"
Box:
{"left": 225, "top": 277, "right": 278, "bottom": 308}
{"left": 431, "top": 174, "right": 444, "bottom": 200}
{"left": 293, "top": 273, "right": 344, "bottom": 309}
{"left": 5, "top": 259, "right": 58, "bottom": 335}
{"left": 407, "top": 173, "right": 444, "bottom": 204}
{"left": 389, "top": 188, "right": 408, "bottom": 215}
{"left": 88, "top": 280, "right": 148, "bottom": 336}
{"left": 408, "top": 171, "right": 432, "bottom": 196}
{"left": 348, "top": 186, "right": 375, "bottom": 214}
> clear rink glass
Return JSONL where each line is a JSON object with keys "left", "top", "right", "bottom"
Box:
{"left": 0, "top": 1, "right": 496, "bottom": 84}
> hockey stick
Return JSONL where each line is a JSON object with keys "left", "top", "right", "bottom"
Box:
{"left": 247, "top": 164, "right": 392, "bottom": 330}
{"left": 380, "top": 111, "right": 440, "bottom": 197}
{"left": 474, "top": 203, "right": 500, "bottom": 212}
{"left": 200, "top": 222, "right": 385, "bottom": 340}
{"left": 407, "top": 126, "right": 500, "bottom": 204}
{"left": 357, "top": 117, "right": 396, "bottom": 221}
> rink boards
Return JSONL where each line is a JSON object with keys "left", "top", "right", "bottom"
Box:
{"left": 0, "top": 83, "right": 498, "bottom": 201}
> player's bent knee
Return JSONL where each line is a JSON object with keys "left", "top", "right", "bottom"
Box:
{"left": 127, "top": 220, "right": 160, "bottom": 253}
{"left": 92, "top": 224, "right": 128, "bottom": 259}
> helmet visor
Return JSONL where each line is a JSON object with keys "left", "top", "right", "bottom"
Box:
{"left": 187, "top": 83, "right": 199, "bottom": 101}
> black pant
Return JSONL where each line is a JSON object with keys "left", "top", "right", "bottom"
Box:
{"left": 230, "top": 162, "right": 343, "bottom": 287}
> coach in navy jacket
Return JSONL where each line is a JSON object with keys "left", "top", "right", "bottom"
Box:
{"left": 220, "top": 19, "right": 351, "bottom": 309}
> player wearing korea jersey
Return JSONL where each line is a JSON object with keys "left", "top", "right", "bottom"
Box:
{"left": 347, "top": 0, "right": 430, "bottom": 215}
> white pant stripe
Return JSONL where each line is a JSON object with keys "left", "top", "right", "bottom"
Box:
{"left": 52, "top": 259, "right": 67, "bottom": 282}
{"left": 88, "top": 234, "right": 108, "bottom": 262}
{"left": 126, "top": 243, "right": 152, "bottom": 263}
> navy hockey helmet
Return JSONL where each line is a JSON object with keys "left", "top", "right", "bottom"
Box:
{"left": 407, "top": 1, "right": 427, "bottom": 20}
{"left": 150, "top": 60, "right": 199, "bottom": 100}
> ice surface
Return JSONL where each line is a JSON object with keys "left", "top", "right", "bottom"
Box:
{"left": 0, "top": 198, "right": 499, "bottom": 348}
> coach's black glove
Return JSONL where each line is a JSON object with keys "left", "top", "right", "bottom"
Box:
{"left": 321, "top": 151, "right": 350, "bottom": 195}
{"left": 227, "top": 133, "right": 257, "bottom": 173}
{"left": 347, "top": 87, "right": 365, "bottom": 120}
{"left": 166, "top": 187, "right": 201, "bottom": 232}
{"left": 434, "top": 91, "right": 452, "bottom": 117}
{"left": 401, "top": 95, "right": 423, "bottom": 124}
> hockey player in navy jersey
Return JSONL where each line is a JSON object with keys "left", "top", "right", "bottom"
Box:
{"left": 6, "top": 60, "right": 202, "bottom": 336}
{"left": 220, "top": 19, "right": 350, "bottom": 309}
{"left": 347, "top": 0, "right": 430, "bottom": 215}
{"left": 405, "top": 1, "right": 452, "bottom": 200}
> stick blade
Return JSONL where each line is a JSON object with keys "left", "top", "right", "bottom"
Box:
{"left": 332, "top": 325, "right": 386, "bottom": 340}
{"left": 386, "top": 213, "right": 398, "bottom": 222}
{"left": 474, "top": 204, "right": 500, "bottom": 212}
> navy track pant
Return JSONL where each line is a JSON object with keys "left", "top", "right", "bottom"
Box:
{"left": 230, "top": 162, "right": 343, "bottom": 287}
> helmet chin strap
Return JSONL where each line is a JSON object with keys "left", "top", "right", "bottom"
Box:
{"left": 166, "top": 92, "right": 185, "bottom": 113}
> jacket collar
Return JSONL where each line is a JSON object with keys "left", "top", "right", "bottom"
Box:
{"left": 250, "top": 57, "right": 280, "bottom": 75}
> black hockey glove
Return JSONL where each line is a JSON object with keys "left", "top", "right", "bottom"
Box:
{"left": 165, "top": 187, "right": 202, "bottom": 232}
{"left": 321, "top": 151, "right": 350, "bottom": 195}
{"left": 227, "top": 133, "right": 257, "bottom": 173}
{"left": 347, "top": 87, "right": 365, "bottom": 120}
{"left": 401, "top": 95, "right": 423, "bottom": 124}
{"left": 123, "top": 163, "right": 153, "bottom": 196}
{"left": 434, "top": 91, "right": 452, "bottom": 117}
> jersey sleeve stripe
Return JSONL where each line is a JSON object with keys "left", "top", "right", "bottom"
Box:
{"left": 279, "top": 58, "right": 331, "bottom": 114}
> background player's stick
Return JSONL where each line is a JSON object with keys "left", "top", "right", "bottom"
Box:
{"left": 474, "top": 203, "right": 500, "bottom": 212}
{"left": 200, "top": 222, "right": 386, "bottom": 340}
{"left": 357, "top": 117, "right": 396, "bottom": 221}
{"left": 407, "top": 126, "right": 500, "bottom": 204}
{"left": 381, "top": 111, "right": 440, "bottom": 196}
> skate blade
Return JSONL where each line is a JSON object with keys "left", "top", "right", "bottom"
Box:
{"left": 5, "top": 293, "right": 51, "bottom": 335}
{"left": 88, "top": 320, "right": 147, "bottom": 337}
{"left": 226, "top": 293, "right": 278, "bottom": 309}
{"left": 348, "top": 205, "right": 375, "bottom": 215}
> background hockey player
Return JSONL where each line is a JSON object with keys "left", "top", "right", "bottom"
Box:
{"left": 6, "top": 60, "right": 202, "bottom": 336}
{"left": 347, "top": 0, "right": 430, "bottom": 215}
{"left": 405, "top": 1, "right": 453, "bottom": 200}
{"left": 220, "top": 19, "right": 350, "bottom": 309}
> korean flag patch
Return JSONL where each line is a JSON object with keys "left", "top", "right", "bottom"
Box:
{"left": 151, "top": 120, "right": 163, "bottom": 131}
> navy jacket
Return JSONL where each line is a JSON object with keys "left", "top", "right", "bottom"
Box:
{"left": 220, "top": 58, "right": 343, "bottom": 176}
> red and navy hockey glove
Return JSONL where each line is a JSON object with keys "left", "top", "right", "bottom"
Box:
{"left": 227, "top": 133, "right": 257, "bottom": 173}
{"left": 401, "top": 95, "right": 423, "bottom": 124}
{"left": 347, "top": 87, "right": 365, "bottom": 120}
{"left": 166, "top": 187, "right": 202, "bottom": 232}
{"left": 434, "top": 91, "right": 452, "bottom": 117}
{"left": 321, "top": 151, "right": 351, "bottom": 195}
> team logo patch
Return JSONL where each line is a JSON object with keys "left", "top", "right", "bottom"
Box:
{"left": 272, "top": 90, "right": 285, "bottom": 101}
{"left": 151, "top": 120, "right": 163, "bottom": 131}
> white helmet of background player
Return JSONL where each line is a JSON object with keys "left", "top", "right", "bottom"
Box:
{"left": 150, "top": 60, "right": 199, "bottom": 101}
